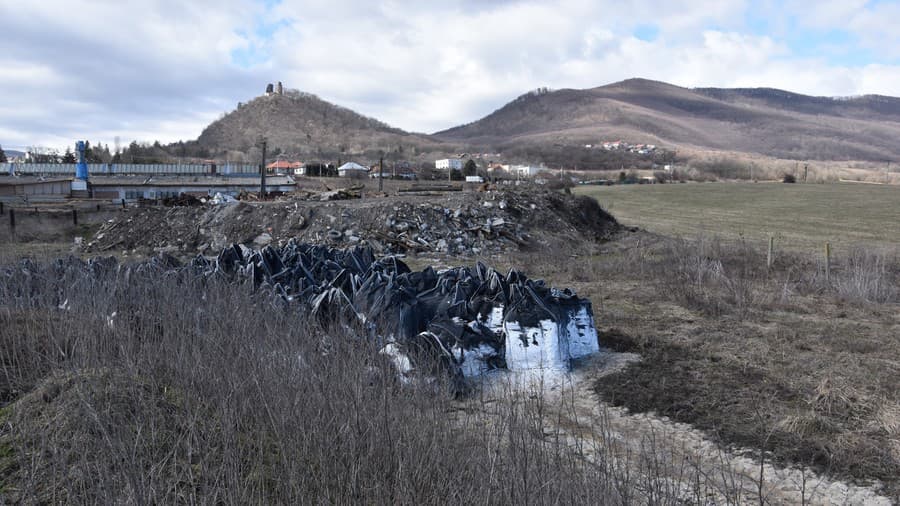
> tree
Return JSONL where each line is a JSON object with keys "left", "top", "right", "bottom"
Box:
{"left": 0, "top": 145, "right": 6, "bottom": 163}
{"left": 84, "top": 141, "right": 104, "bottom": 163}
{"left": 62, "top": 147, "right": 76, "bottom": 163}
{"left": 102, "top": 144, "right": 112, "bottom": 162}
{"left": 127, "top": 141, "right": 140, "bottom": 163}
{"left": 463, "top": 159, "right": 478, "bottom": 177}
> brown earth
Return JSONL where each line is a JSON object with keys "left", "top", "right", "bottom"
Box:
{"left": 436, "top": 78, "right": 900, "bottom": 161}
{"left": 82, "top": 187, "right": 619, "bottom": 258}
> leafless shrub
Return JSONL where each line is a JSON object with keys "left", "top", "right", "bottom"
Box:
{"left": 833, "top": 247, "right": 899, "bottom": 303}
{"left": 645, "top": 236, "right": 767, "bottom": 316}
{"left": 588, "top": 234, "right": 899, "bottom": 313}
{"left": 0, "top": 255, "right": 753, "bottom": 504}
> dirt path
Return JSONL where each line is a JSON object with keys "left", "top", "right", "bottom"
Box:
{"left": 475, "top": 355, "right": 892, "bottom": 505}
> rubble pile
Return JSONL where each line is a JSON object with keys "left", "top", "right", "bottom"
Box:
{"left": 85, "top": 189, "right": 619, "bottom": 257}
{"left": 360, "top": 199, "right": 528, "bottom": 255}
{"left": 14, "top": 243, "right": 600, "bottom": 382}
{"left": 161, "top": 194, "right": 203, "bottom": 207}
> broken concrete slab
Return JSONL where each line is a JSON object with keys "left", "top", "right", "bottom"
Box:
{"left": 84, "top": 188, "right": 620, "bottom": 257}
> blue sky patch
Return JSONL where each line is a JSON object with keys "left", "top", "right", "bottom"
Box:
{"left": 633, "top": 24, "right": 659, "bottom": 42}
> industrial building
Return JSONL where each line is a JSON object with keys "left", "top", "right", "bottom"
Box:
{"left": 0, "top": 177, "right": 73, "bottom": 202}
{"left": 1, "top": 162, "right": 296, "bottom": 203}
{"left": 90, "top": 176, "right": 296, "bottom": 200}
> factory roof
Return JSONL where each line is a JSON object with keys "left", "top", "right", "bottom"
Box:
{"left": 88, "top": 175, "right": 296, "bottom": 186}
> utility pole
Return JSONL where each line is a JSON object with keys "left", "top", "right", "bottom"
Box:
{"left": 259, "top": 137, "right": 267, "bottom": 198}
{"left": 378, "top": 156, "right": 384, "bottom": 192}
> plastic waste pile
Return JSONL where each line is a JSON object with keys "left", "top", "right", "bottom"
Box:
{"left": 209, "top": 192, "right": 238, "bottom": 205}
{"left": 12, "top": 242, "right": 599, "bottom": 383}
{"left": 197, "top": 241, "right": 599, "bottom": 380}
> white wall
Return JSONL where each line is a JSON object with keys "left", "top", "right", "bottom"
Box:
{"left": 435, "top": 158, "right": 463, "bottom": 170}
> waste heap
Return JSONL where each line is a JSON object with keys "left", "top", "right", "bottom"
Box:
{"left": 197, "top": 241, "right": 599, "bottom": 380}
{"left": 84, "top": 189, "right": 619, "bottom": 257}
{"left": 16, "top": 241, "right": 599, "bottom": 383}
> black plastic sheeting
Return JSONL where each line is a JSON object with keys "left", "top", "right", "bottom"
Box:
{"left": 4, "top": 241, "right": 597, "bottom": 381}
{"left": 193, "top": 240, "right": 595, "bottom": 378}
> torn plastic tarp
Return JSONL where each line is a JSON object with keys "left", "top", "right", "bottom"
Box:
{"left": 21, "top": 241, "right": 599, "bottom": 381}
{"left": 198, "top": 240, "right": 599, "bottom": 379}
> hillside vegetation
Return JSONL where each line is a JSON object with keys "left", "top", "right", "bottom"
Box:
{"left": 436, "top": 78, "right": 900, "bottom": 162}
{"left": 196, "top": 90, "right": 445, "bottom": 160}
{"left": 152, "top": 78, "right": 900, "bottom": 168}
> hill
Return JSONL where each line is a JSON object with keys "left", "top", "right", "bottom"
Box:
{"left": 434, "top": 78, "right": 900, "bottom": 161}
{"left": 196, "top": 89, "right": 444, "bottom": 159}
{"left": 1, "top": 149, "right": 25, "bottom": 159}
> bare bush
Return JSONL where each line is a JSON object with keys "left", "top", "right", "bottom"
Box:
{"left": 833, "top": 247, "right": 899, "bottom": 303}
{"left": 0, "top": 255, "right": 749, "bottom": 504}
{"left": 646, "top": 236, "right": 766, "bottom": 316}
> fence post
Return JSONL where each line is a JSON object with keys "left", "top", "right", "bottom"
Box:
{"left": 72, "top": 209, "right": 78, "bottom": 226}
{"left": 121, "top": 198, "right": 126, "bottom": 209}
{"left": 9, "top": 209, "right": 15, "bottom": 233}
{"left": 824, "top": 242, "right": 831, "bottom": 283}
{"left": 767, "top": 236, "right": 774, "bottom": 269}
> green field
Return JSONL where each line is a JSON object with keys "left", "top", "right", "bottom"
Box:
{"left": 576, "top": 182, "right": 900, "bottom": 251}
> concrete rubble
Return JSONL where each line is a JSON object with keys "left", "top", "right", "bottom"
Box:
{"left": 84, "top": 189, "right": 619, "bottom": 257}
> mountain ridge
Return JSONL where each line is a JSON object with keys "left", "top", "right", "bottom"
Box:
{"left": 434, "top": 78, "right": 900, "bottom": 161}
{"left": 193, "top": 79, "right": 900, "bottom": 163}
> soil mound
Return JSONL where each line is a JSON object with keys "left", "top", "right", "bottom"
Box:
{"left": 84, "top": 189, "right": 619, "bottom": 256}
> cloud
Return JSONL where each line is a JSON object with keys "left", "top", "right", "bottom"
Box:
{"left": 3, "top": 0, "right": 900, "bottom": 151}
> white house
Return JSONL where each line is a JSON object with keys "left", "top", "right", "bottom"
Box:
{"left": 337, "top": 162, "right": 369, "bottom": 177}
{"left": 435, "top": 158, "right": 464, "bottom": 171}
{"left": 508, "top": 165, "right": 546, "bottom": 178}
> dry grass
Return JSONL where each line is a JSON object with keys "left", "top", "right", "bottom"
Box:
{"left": 515, "top": 232, "right": 900, "bottom": 498}
{"left": 576, "top": 181, "right": 900, "bottom": 251}
{"left": 0, "top": 254, "right": 760, "bottom": 504}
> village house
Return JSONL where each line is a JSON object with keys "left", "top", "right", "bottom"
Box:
{"left": 266, "top": 160, "right": 302, "bottom": 175}
{"left": 508, "top": 164, "right": 546, "bottom": 178}
{"left": 435, "top": 158, "right": 464, "bottom": 171}
{"left": 337, "top": 161, "right": 369, "bottom": 178}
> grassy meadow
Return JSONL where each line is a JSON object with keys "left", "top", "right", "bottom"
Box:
{"left": 575, "top": 182, "right": 900, "bottom": 252}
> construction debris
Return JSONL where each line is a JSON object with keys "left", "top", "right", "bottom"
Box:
{"left": 316, "top": 185, "right": 363, "bottom": 201}
{"left": 161, "top": 194, "right": 203, "bottom": 207}
{"left": 398, "top": 184, "right": 462, "bottom": 193}
{"left": 209, "top": 192, "right": 238, "bottom": 205}
{"left": 84, "top": 189, "right": 619, "bottom": 257}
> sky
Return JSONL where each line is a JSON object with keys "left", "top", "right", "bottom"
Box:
{"left": 4, "top": 0, "right": 900, "bottom": 153}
